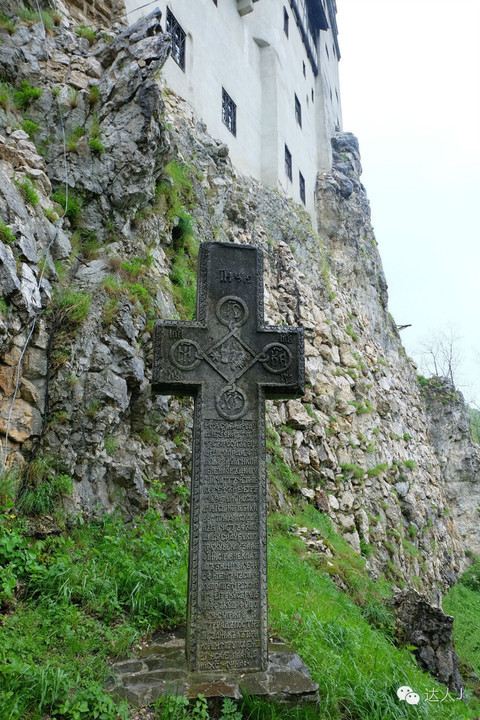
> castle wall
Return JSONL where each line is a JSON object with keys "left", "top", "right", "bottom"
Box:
{"left": 123, "top": 0, "right": 342, "bottom": 216}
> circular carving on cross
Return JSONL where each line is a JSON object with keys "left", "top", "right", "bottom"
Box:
{"left": 216, "top": 295, "right": 249, "bottom": 328}
{"left": 215, "top": 384, "right": 247, "bottom": 420}
{"left": 170, "top": 339, "right": 201, "bottom": 370}
{"left": 261, "top": 342, "right": 292, "bottom": 374}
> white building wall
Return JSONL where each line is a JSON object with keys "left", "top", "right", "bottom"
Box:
{"left": 123, "top": 0, "right": 342, "bottom": 217}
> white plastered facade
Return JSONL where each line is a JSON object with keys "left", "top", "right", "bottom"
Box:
{"left": 124, "top": 0, "right": 342, "bottom": 217}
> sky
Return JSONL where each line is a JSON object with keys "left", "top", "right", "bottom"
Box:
{"left": 336, "top": 0, "right": 480, "bottom": 405}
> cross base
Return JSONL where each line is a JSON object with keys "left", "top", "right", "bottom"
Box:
{"left": 108, "top": 629, "right": 319, "bottom": 708}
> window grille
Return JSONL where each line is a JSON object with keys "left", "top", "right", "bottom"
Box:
{"left": 166, "top": 8, "right": 186, "bottom": 71}
{"left": 222, "top": 88, "right": 237, "bottom": 136}
{"left": 299, "top": 172, "right": 306, "bottom": 204}
{"left": 285, "top": 144, "right": 292, "bottom": 181}
{"left": 295, "top": 94, "right": 302, "bottom": 127}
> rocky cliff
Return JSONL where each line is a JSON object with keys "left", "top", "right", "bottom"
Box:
{"left": 0, "top": 7, "right": 478, "bottom": 602}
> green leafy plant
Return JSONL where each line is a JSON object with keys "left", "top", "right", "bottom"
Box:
{"left": 66, "top": 125, "right": 85, "bottom": 153}
{"left": 13, "top": 80, "right": 42, "bottom": 110}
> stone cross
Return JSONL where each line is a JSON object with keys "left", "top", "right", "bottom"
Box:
{"left": 153, "top": 242, "right": 304, "bottom": 673}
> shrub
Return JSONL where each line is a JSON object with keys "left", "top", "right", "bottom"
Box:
{"left": 13, "top": 80, "right": 42, "bottom": 110}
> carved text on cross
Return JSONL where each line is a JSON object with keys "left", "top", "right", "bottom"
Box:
{"left": 152, "top": 242, "right": 304, "bottom": 672}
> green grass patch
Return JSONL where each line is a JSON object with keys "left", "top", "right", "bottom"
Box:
{"left": 21, "top": 117, "right": 40, "bottom": 139}
{"left": 444, "top": 570, "right": 480, "bottom": 690}
{"left": 75, "top": 25, "right": 97, "bottom": 44}
{"left": 16, "top": 178, "right": 40, "bottom": 207}
{"left": 269, "top": 510, "right": 479, "bottom": 719}
{"left": 0, "top": 509, "right": 188, "bottom": 719}
{"left": 0, "top": 11, "right": 16, "bottom": 33}
{"left": 51, "top": 189, "right": 83, "bottom": 227}
{"left": 267, "top": 427, "right": 301, "bottom": 492}
{"left": 18, "top": 6, "right": 57, "bottom": 31}
{"left": 52, "top": 287, "right": 91, "bottom": 326}
{"left": 0, "top": 218, "right": 15, "bottom": 244}
{"left": 13, "top": 80, "right": 42, "bottom": 110}
{"left": 88, "top": 84, "right": 101, "bottom": 106}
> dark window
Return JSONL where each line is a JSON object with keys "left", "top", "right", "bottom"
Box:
{"left": 295, "top": 94, "right": 302, "bottom": 127}
{"left": 302, "top": 61, "right": 306, "bottom": 77}
{"left": 166, "top": 8, "right": 186, "bottom": 71}
{"left": 299, "top": 172, "right": 305, "bottom": 204}
{"left": 283, "top": 7, "right": 289, "bottom": 36}
{"left": 222, "top": 88, "right": 237, "bottom": 136}
{"left": 285, "top": 144, "right": 292, "bottom": 181}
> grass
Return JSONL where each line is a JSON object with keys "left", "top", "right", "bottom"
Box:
{"left": 51, "top": 189, "right": 83, "bottom": 226}
{"left": 16, "top": 178, "right": 40, "bottom": 207}
{"left": 52, "top": 287, "right": 91, "bottom": 326}
{"left": 75, "top": 25, "right": 97, "bottom": 44}
{"left": 0, "top": 218, "right": 15, "bottom": 244}
{"left": 268, "top": 510, "right": 480, "bottom": 719}
{"left": 89, "top": 136, "right": 105, "bottom": 155}
{"left": 0, "top": 508, "right": 188, "bottom": 719}
{"left": 13, "top": 80, "right": 42, "bottom": 110}
{"left": 88, "top": 84, "right": 101, "bottom": 106}
{"left": 0, "top": 502, "right": 479, "bottom": 718}
{"left": 0, "top": 11, "right": 16, "bottom": 34}
{"left": 444, "top": 563, "right": 480, "bottom": 694}
{"left": 21, "top": 118, "right": 40, "bottom": 139}
{"left": 18, "top": 6, "right": 59, "bottom": 31}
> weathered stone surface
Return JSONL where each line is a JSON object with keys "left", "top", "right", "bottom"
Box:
{"left": 153, "top": 243, "right": 304, "bottom": 673}
{"left": 109, "top": 633, "right": 318, "bottom": 707}
{"left": 393, "top": 590, "right": 463, "bottom": 693}
{"left": 0, "top": 398, "right": 41, "bottom": 442}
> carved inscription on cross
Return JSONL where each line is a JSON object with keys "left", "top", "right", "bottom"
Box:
{"left": 153, "top": 242, "right": 304, "bottom": 673}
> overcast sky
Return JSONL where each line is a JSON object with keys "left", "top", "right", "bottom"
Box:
{"left": 336, "top": 0, "right": 480, "bottom": 405}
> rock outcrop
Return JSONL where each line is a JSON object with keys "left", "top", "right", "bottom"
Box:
{"left": 423, "top": 377, "right": 480, "bottom": 556}
{"left": 394, "top": 589, "right": 463, "bottom": 693}
{"left": 0, "top": 8, "right": 478, "bottom": 601}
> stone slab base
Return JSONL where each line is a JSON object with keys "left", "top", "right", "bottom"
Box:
{"left": 107, "top": 631, "right": 319, "bottom": 707}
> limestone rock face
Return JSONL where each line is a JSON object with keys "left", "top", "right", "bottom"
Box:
{"left": 422, "top": 377, "right": 480, "bottom": 556}
{"left": 0, "top": 9, "right": 477, "bottom": 600}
